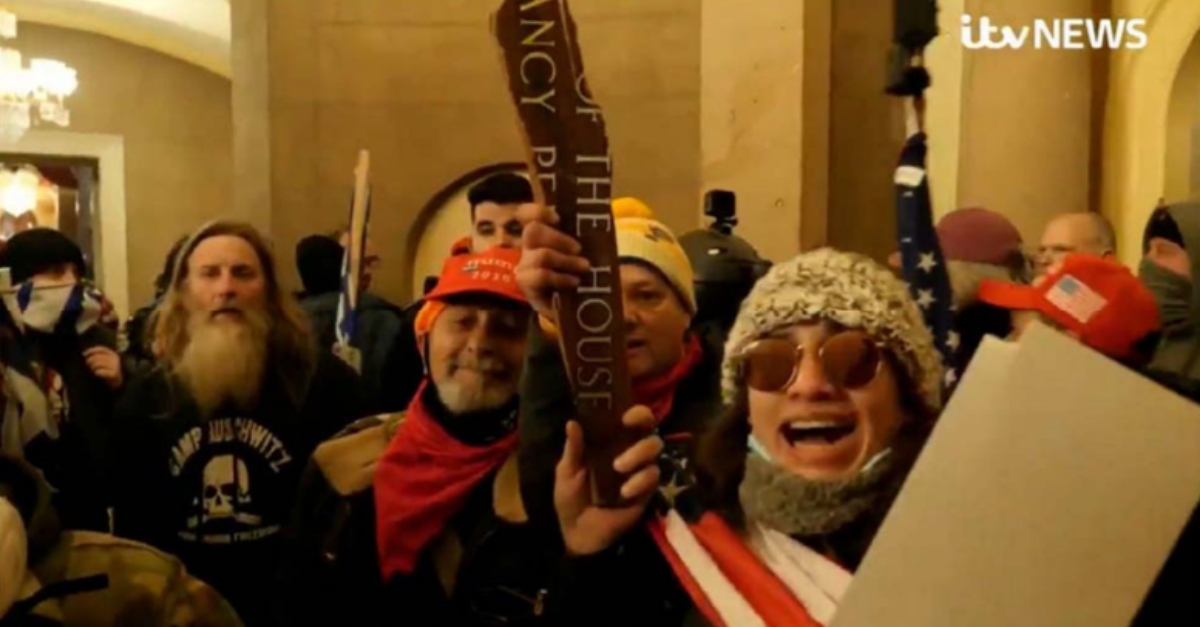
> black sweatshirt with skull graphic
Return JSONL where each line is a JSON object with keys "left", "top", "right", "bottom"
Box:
{"left": 108, "top": 352, "right": 368, "bottom": 627}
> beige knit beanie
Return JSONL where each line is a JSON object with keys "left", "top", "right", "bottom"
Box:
{"left": 722, "top": 248, "right": 943, "bottom": 414}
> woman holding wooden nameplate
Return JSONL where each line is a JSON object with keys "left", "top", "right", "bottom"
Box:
{"left": 522, "top": 244, "right": 944, "bottom": 627}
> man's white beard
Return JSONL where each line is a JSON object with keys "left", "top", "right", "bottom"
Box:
{"left": 176, "top": 309, "right": 269, "bottom": 415}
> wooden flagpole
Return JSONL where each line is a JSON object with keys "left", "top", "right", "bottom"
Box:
{"left": 334, "top": 150, "right": 371, "bottom": 373}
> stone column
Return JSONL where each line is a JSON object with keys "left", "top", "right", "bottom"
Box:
{"left": 826, "top": 1, "right": 903, "bottom": 263}
{"left": 230, "top": 0, "right": 271, "bottom": 232}
{"left": 699, "top": 0, "right": 830, "bottom": 262}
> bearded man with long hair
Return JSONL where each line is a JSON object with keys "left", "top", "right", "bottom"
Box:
{"left": 109, "top": 221, "right": 368, "bottom": 627}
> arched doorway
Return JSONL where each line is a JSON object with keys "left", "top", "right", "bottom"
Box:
{"left": 1103, "top": 0, "right": 1200, "bottom": 266}
{"left": 1165, "top": 29, "right": 1200, "bottom": 203}
{"left": 407, "top": 163, "right": 527, "bottom": 297}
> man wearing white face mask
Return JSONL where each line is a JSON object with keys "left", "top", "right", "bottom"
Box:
{"left": 0, "top": 229, "right": 121, "bottom": 533}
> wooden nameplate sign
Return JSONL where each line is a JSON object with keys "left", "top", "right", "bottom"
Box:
{"left": 494, "top": 0, "right": 638, "bottom": 507}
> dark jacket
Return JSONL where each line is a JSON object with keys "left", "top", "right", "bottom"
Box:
{"left": 109, "top": 353, "right": 368, "bottom": 627}
{"left": 274, "top": 407, "right": 556, "bottom": 626}
{"left": 954, "top": 302, "right": 1012, "bottom": 369}
{"left": 385, "top": 299, "right": 426, "bottom": 411}
{"left": 122, "top": 301, "right": 157, "bottom": 363}
{"left": 0, "top": 455, "right": 243, "bottom": 627}
{"left": 1132, "top": 371, "right": 1200, "bottom": 626}
{"left": 0, "top": 322, "right": 118, "bottom": 532}
{"left": 516, "top": 323, "right": 726, "bottom": 625}
{"left": 299, "top": 291, "right": 417, "bottom": 413}
{"left": 119, "top": 299, "right": 161, "bottom": 382}
{"left": 1134, "top": 500, "right": 1200, "bottom": 627}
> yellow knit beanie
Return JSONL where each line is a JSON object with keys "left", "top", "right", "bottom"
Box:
{"left": 612, "top": 197, "right": 696, "bottom": 313}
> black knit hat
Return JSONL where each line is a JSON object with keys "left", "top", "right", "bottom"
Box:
{"left": 0, "top": 228, "right": 85, "bottom": 284}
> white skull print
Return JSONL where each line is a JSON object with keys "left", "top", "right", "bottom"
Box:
{"left": 201, "top": 454, "right": 255, "bottom": 523}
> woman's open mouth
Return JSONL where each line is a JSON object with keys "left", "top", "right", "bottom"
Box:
{"left": 777, "top": 417, "right": 862, "bottom": 475}
{"left": 783, "top": 421, "right": 856, "bottom": 445}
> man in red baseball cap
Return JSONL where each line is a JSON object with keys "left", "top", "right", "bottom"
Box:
{"left": 979, "top": 253, "right": 1162, "bottom": 364}
{"left": 277, "top": 247, "right": 550, "bottom": 626}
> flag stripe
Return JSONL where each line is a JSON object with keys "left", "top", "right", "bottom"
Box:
{"left": 895, "top": 132, "right": 958, "bottom": 397}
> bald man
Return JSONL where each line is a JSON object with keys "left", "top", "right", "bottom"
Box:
{"left": 1036, "top": 212, "right": 1116, "bottom": 277}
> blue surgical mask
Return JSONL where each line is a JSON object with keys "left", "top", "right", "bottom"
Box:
{"left": 747, "top": 433, "right": 893, "bottom": 475}
{"left": 747, "top": 434, "right": 774, "bottom": 462}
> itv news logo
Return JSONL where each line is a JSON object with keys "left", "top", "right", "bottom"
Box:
{"left": 960, "top": 15, "right": 1148, "bottom": 50}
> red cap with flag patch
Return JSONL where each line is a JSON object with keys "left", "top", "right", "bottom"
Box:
{"left": 978, "top": 254, "right": 1161, "bottom": 361}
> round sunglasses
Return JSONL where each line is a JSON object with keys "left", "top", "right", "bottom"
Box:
{"left": 739, "top": 330, "right": 885, "bottom": 392}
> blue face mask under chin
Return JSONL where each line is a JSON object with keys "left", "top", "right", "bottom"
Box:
{"left": 747, "top": 434, "right": 774, "bottom": 463}
{"left": 747, "top": 433, "right": 892, "bottom": 473}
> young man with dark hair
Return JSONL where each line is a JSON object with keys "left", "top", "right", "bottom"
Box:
{"left": 293, "top": 233, "right": 411, "bottom": 413}
{"left": 466, "top": 172, "right": 532, "bottom": 252}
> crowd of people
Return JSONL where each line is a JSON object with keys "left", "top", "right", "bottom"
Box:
{"left": 0, "top": 167, "right": 1195, "bottom": 626}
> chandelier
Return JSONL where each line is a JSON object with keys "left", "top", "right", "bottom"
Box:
{"left": 0, "top": 9, "right": 78, "bottom": 144}
{"left": 0, "top": 165, "right": 39, "bottom": 217}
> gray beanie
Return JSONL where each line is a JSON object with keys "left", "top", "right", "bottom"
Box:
{"left": 722, "top": 248, "right": 943, "bottom": 414}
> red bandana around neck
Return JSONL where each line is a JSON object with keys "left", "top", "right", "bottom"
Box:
{"left": 374, "top": 382, "right": 518, "bottom": 580}
{"left": 632, "top": 334, "right": 704, "bottom": 422}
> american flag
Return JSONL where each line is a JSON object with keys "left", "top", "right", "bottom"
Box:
{"left": 1045, "top": 275, "right": 1107, "bottom": 324}
{"left": 895, "top": 132, "right": 959, "bottom": 394}
{"left": 336, "top": 153, "right": 372, "bottom": 367}
{"left": 334, "top": 227, "right": 357, "bottom": 351}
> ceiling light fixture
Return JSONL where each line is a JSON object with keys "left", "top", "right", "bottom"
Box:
{"left": 0, "top": 9, "right": 78, "bottom": 144}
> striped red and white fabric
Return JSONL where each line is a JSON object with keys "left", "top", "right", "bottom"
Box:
{"left": 648, "top": 510, "right": 852, "bottom": 627}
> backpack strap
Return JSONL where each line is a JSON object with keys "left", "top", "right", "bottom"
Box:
{"left": 5, "top": 575, "right": 108, "bottom": 621}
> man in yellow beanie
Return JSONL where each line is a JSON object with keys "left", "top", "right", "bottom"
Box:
{"left": 608, "top": 197, "right": 697, "bottom": 315}
{"left": 513, "top": 197, "right": 725, "bottom": 546}
{"left": 522, "top": 198, "right": 700, "bottom": 380}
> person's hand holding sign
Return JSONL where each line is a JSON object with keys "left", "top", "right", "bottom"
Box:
{"left": 515, "top": 202, "right": 590, "bottom": 321}
{"left": 555, "top": 405, "right": 663, "bottom": 556}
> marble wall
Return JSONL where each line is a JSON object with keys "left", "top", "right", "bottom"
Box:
{"left": 235, "top": 0, "right": 702, "bottom": 304}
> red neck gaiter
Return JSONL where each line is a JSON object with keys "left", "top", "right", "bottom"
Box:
{"left": 374, "top": 383, "right": 518, "bottom": 580}
{"left": 632, "top": 334, "right": 704, "bottom": 423}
